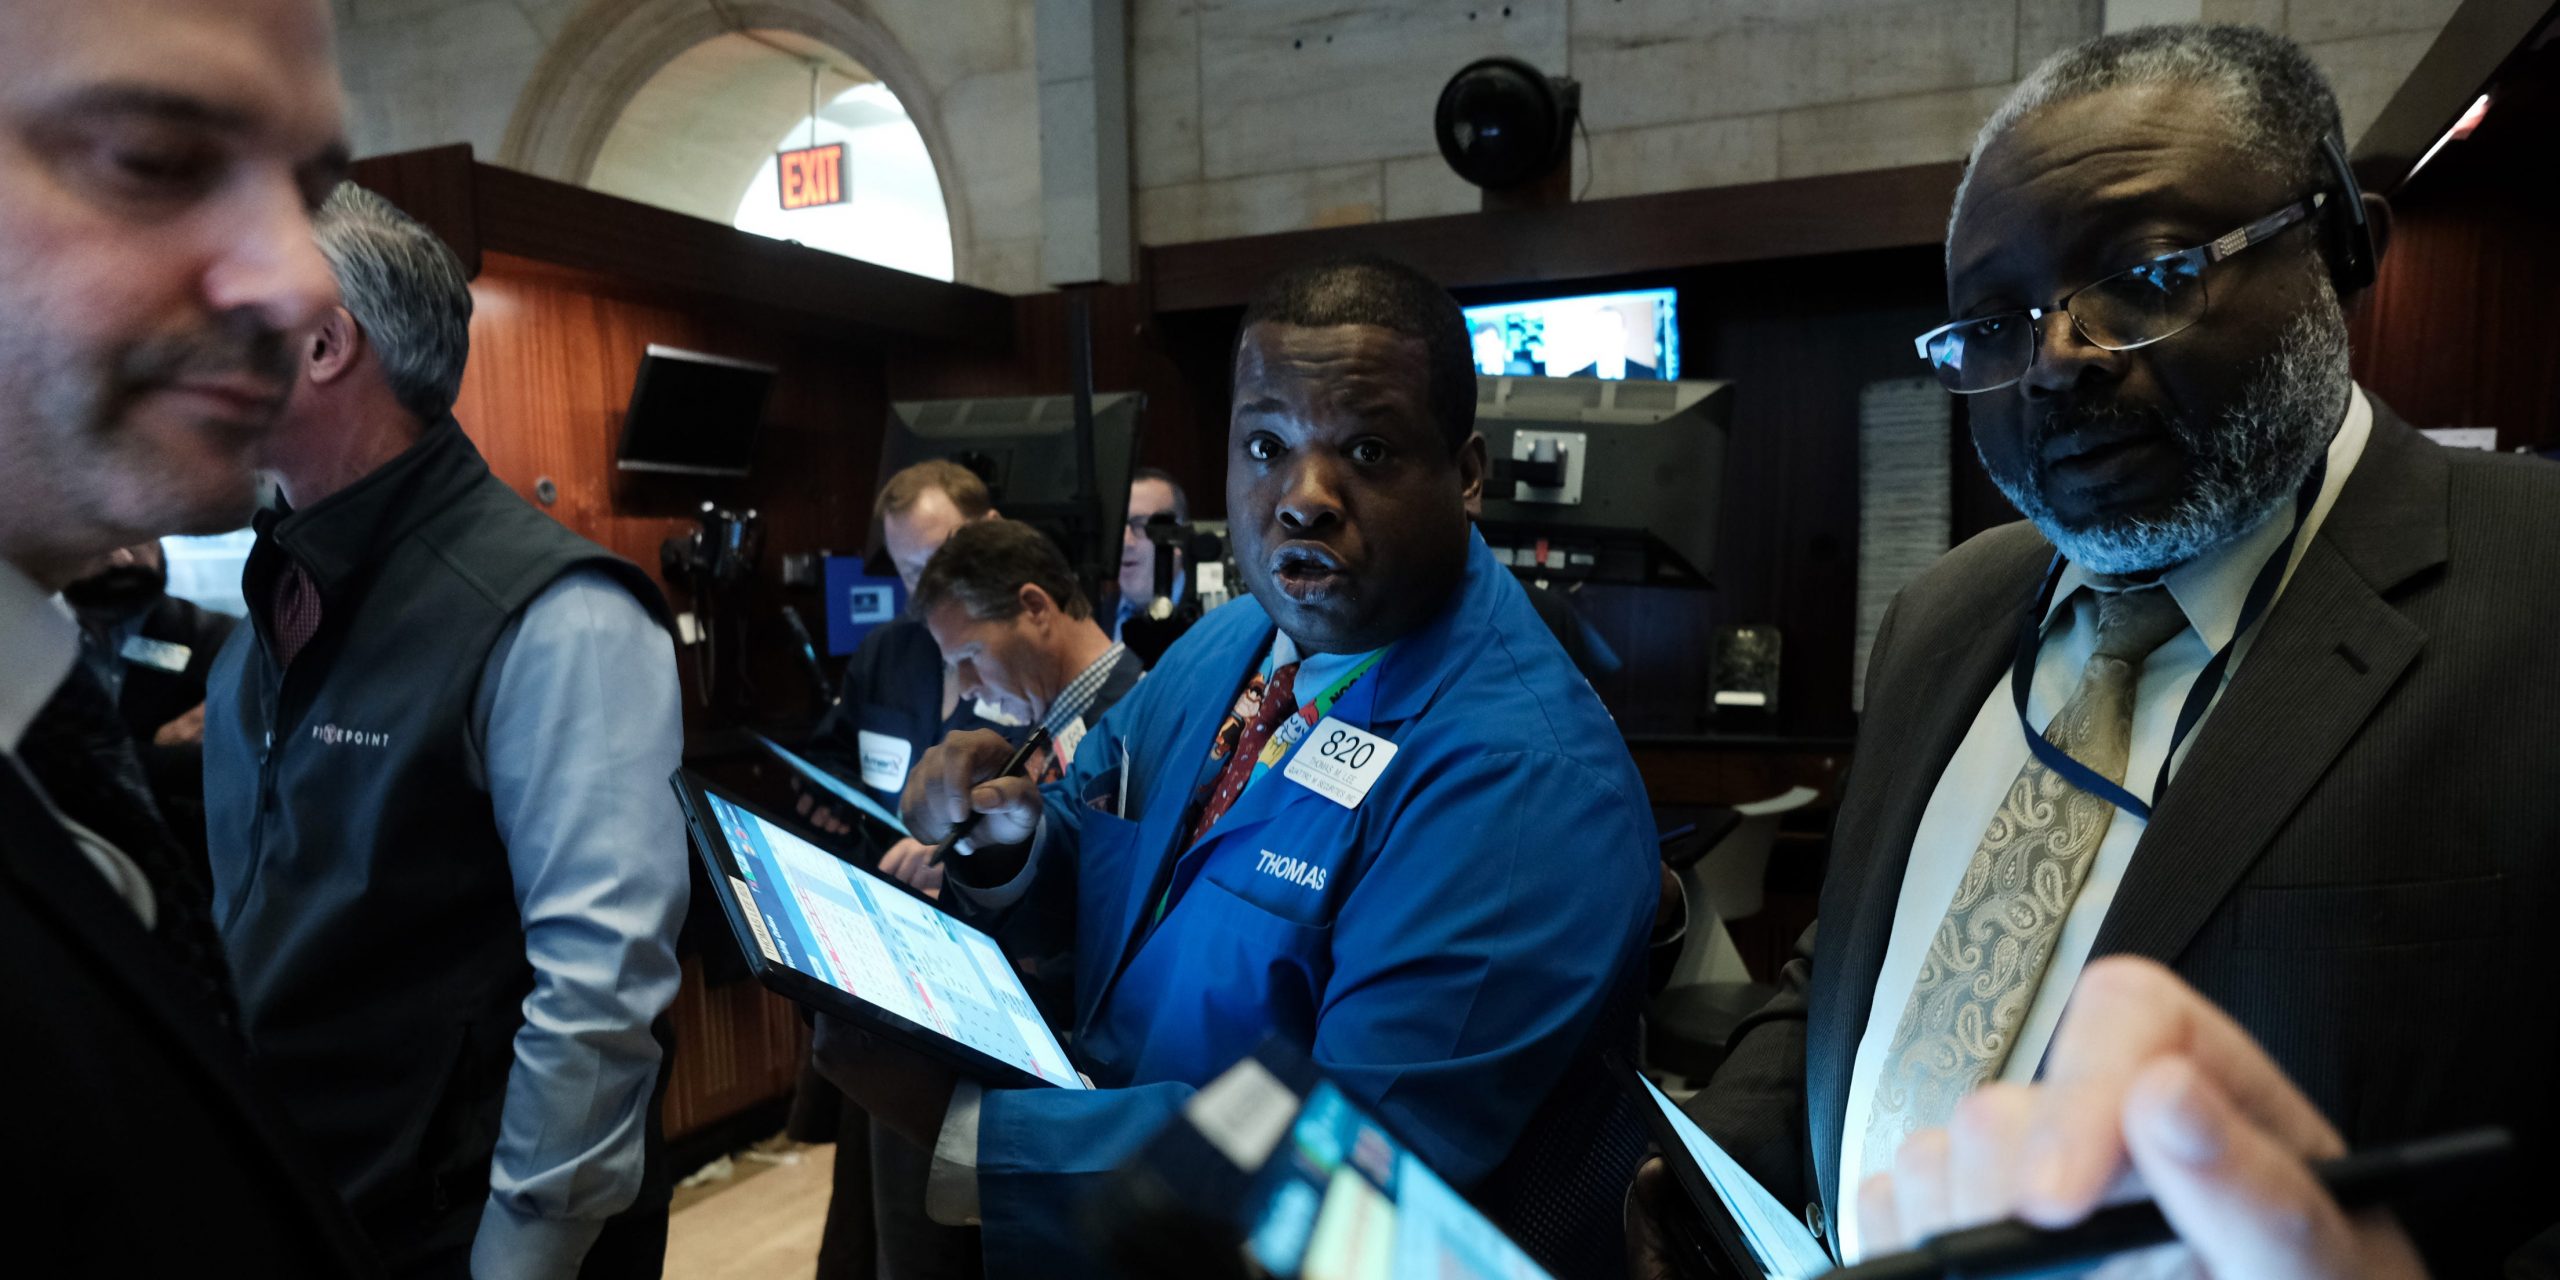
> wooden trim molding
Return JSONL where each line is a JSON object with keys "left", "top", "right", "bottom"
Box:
{"left": 1140, "top": 161, "right": 1964, "bottom": 312}
{"left": 350, "top": 144, "right": 1013, "bottom": 348}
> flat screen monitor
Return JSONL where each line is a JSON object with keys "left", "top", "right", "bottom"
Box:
{"left": 1473, "top": 375, "right": 1734, "bottom": 585}
{"left": 615, "top": 345, "right": 777, "bottom": 477}
{"left": 1462, "top": 288, "right": 1679, "bottom": 381}
{"left": 879, "top": 392, "right": 1145, "bottom": 585}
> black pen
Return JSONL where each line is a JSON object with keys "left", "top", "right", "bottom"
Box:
{"left": 1828, "top": 1127, "right": 2511, "bottom": 1279}
{"left": 933, "top": 726, "right": 1052, "bottom": 863}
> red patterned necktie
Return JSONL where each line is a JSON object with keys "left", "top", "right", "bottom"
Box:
{"left": 271, "top": 561, "right": 322, "bottom": 667}
{"left": 1185, "top": 661, "right": 1300, "bottom": 846}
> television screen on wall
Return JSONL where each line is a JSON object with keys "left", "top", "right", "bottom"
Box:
{"left": 614, "top": 345, "right": 778, "bottom": 477}
{"left": 1461, "top": 288, "right": 1679, "bottom": 381}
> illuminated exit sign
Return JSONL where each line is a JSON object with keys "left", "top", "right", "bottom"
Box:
{"left": 777, "top": 143, "right": 848, "bottom": 210}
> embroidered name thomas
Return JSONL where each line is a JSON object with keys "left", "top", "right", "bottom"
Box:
{"left": 1255, "top": 849, "right": 1326, "bottom": 891}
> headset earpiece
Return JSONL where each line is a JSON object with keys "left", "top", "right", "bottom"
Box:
{"left": 2317, "top": 133, "right": 2378, "bottom": 295}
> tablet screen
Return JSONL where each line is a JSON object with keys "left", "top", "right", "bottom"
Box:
{"left": 1244, "top": 1081, "right": 1552, "bottom": 1280}
{"left": 702, "top": 789, "right": 1084, "bottom": 1089}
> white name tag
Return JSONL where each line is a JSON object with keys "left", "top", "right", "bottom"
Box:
{"left": 1281, "top": 716, "right": 1398, "bottom": 809}
{"left": 856, "top": 730, "right": 912, "bottom": 794}
{"left": 1053, "top": 716, "right": 1088, "bottom": 772}
{"left": 120, "top": 635, "right": 192, "bottom": 673}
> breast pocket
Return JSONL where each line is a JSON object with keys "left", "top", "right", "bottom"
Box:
{"left": 2231, "top": 873, "right": 2506, "bottom": 951}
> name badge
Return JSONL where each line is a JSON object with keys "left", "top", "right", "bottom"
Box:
{"left": 1053, "top": 716, "right": 1089, "bottom": 773}
{"left": 855, "top": 730, "right": 912, "bottom": 794}
{"left": 120, "top": 635, "right": 192, "bottom": 673}
{"left": 1281, "top": 716, "right": 1398, "bottom": 810}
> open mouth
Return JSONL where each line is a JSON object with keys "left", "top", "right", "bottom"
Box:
{"left": 1270, "top": 543, "right": 1348, "bottom": 600}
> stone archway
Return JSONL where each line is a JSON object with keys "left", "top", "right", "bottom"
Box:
{"left": 498, "top": 0, "right": 977, "bottom": 283}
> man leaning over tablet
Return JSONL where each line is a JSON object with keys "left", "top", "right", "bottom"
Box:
{"left": 816, "top": 256, "right": 1659, "bottom": 1280}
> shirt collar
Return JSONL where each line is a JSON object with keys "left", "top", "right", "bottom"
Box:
{"left": 2048, "top": 384, "right": 2375, "bottom": 646}
{"left": 1043, "top": 641, "right": 1130, "bottom": 738}
{"left": 0, "top": 559, "right": 81, "bottom": 754}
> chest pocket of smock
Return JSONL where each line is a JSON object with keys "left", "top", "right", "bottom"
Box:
{"left": 1196, "top": 792, "right": 1359, "bottom": 928}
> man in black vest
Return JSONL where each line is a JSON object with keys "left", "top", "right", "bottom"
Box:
{"left": 0, "top": 0, "right": 381, "bottom": 1273}
{"left": 203, "top": 184, "right": 689, "bottom": 1280}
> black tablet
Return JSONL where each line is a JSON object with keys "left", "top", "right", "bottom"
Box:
{"left": 1094, "top": 1040, "right": 1558, "bottom": 1280}
{"left": 673, "top": 770, "right": 1084, "bottom": 1092}
{"left": 1619, "top": 1062, "right": 1833, "bottom": 1280}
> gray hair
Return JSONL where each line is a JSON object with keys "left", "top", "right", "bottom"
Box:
{"left": 1953, "top": 24, "right": 2346, "bottom": 241}
{"left": 313, "top": 183, "right": 473, "bottom": 424}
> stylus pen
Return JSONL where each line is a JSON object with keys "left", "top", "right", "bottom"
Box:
{"left": 1826, "top": 1126, "right": 2510, "bottom": 1280}
{"left": 933, "top": 726, "right": 1052, "bottom": 863}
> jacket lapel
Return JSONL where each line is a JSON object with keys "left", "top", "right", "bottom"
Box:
{"left": 2090, "top": 408, "right": 2444, "bottom": 964}
{"left": 1809, "top": 562, "right": 2038, "bottom": 1216}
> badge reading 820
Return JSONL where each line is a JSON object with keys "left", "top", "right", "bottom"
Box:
{"left": 1280, "top": 715, "right": 1399, "bottom": 809}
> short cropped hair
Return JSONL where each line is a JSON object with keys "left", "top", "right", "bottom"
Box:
{"left": 1131, "top": 466, "right": 1189, "bottom": 523}
{"left": 1957, "top": 25, "right": 2346, "bottom": 237}
{"left": 313, "top": 183, "right": 474, "bottom": 424}
{"left": 1236, "top": 256, "right": 1476, "bottom": 453}
{"left": 913, "top": 519, "right": 1093, "bottom": 622}
{"left": 875, "top": 458, "right": 994, "bottom": 528}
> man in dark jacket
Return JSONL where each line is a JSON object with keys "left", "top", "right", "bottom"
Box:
{"left": 63, "top": 540, "right": 239, "bottom": 872}
{"left": 0, "top": 0, "right": 380, "bottom": 1273}
{"left": 203, "top": 184, "right": 688, "bottom": 1280}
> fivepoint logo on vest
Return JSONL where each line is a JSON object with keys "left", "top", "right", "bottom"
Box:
{"left": 310, "top": 723, "right": 393, "bottom": 749}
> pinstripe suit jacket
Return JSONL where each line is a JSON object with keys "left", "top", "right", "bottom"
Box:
{"left": 1694, "top": 404, "right": 2560, "bottom": 1275}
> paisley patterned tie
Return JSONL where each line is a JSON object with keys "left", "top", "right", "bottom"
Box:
{"left": 1862, "top": 584, "right": 2189, "bottom": 1176}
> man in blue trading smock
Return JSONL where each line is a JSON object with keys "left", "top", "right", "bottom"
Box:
{"left": 814, "top": 256, "right": 1660, "bottom": 1279}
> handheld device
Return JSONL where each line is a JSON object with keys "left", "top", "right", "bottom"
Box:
{"left": 672, "top": 770, "right": 1084, "bottom": 1091}
{"left": 751, "top": 731, "right": 910, "bottom": 840}
{"left": 937, "top": 726, "right": 1052, "bottom": 860}
{"left": 1828, "top": 1126, "right": 2512, "bottom": 1280}
{"left": 1093, "top": 1040, "right": 1559, "bottom": 1280}
{"left": 1623, "top": 1064, "right": 1832, "bottom": 1280}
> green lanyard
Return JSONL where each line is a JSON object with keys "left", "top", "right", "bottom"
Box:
{"left": 1149, "top": 647, "right": 1384, "bottom": 928}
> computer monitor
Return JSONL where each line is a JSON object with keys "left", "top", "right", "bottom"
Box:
{"left": 614, "top": 345, "right": 777, "bottom": 477}
{"left": 878, "top": 392, "right": 1145, "bottom": 589}
{"left": 1462, "top": 288, "right": 1679, "bottom": 381}
{"left": 1473, "top": 375, "right": 1734, "bottom": 585}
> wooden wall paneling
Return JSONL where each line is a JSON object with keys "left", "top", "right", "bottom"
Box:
{"left": 660, "top": 955, "right": 811, "bottom": 1141}
{"left": 456, "top": 252, "right": 888, "bottom": 717}
{"left": 2347, "top": 39, "right": 2560, "bottom": 450}
{"left": 351, "top": 147, "right": 1013, "bottom": 349}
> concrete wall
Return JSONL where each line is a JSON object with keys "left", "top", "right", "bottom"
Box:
{"left": 330, "top": 0, "right": 2458, "bottom": 287}
{"left": 1129, "top": 0, "right": 2460, "bottom": 245}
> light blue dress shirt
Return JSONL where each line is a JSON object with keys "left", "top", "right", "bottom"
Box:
{"left": 464, "top": 567, "right": 689, "bottom": 1279}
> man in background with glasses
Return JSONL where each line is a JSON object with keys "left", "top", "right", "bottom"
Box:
{"left": 1630, "top": 24, "right": 2560, "bottom": 1278}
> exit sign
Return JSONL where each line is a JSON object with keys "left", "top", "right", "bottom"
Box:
{"left": 777, "top": 143, "right": 847, "bottom": 210}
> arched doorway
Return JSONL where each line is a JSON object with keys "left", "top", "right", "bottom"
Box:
{"left": 585, "top": 31, "right": 954, "bottom": 280}
{"left": 497, "top": 0, "right": 978, "bottom": 283}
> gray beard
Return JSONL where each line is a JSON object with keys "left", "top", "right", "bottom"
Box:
{"left": 1985, "top": 295, "right": 2354, "bottom": 576}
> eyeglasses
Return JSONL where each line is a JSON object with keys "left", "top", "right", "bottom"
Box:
{"left": 1913, "top": 195, "right": 2323, "bottom": 395}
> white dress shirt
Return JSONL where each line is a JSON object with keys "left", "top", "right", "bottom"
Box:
{"left": 0, "top": 557, "right": 157, "bottom": 923}
{"left": 1834, "top": 388, "right": 2375, "bottom": 1260}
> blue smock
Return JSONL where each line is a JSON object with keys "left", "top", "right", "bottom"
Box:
{"left": 954, "top": 530, "right": 1657, "bottom": 1274}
